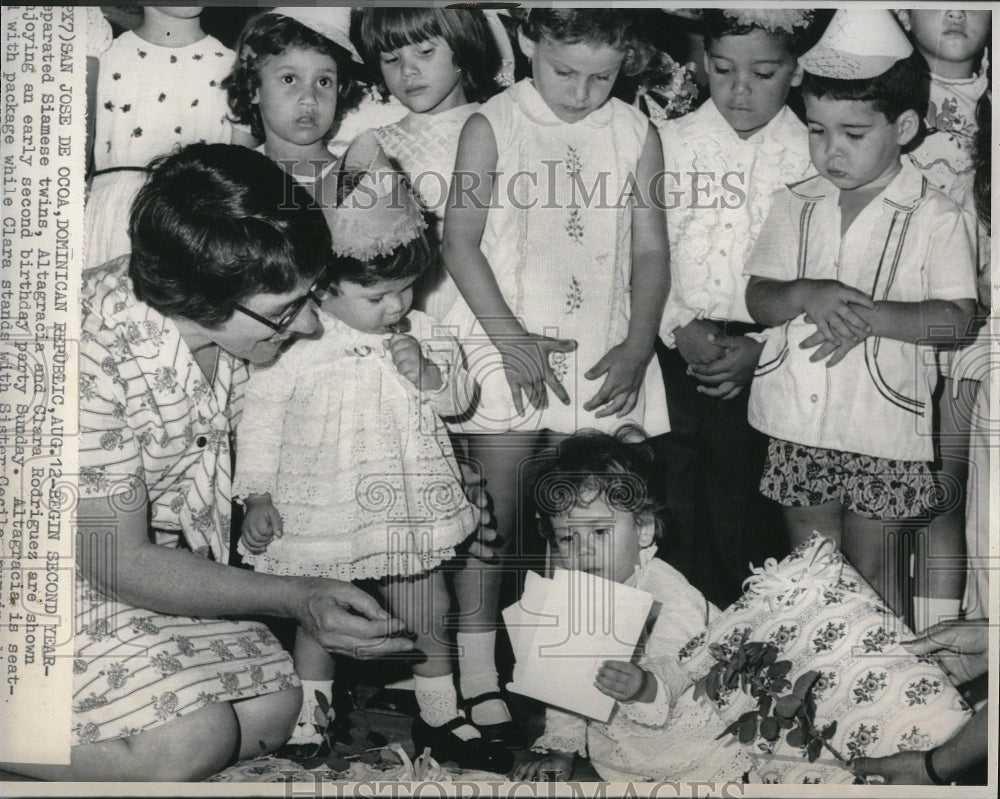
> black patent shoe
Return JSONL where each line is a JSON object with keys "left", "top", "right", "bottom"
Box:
{"left": 461, "top": 691, "right": 526, "bottom": 749}
{"left": 275, "top": 731, "right": 331, "bottom": 764}
{"left": 411, "top": 716, "right": 514, "bottom": 774}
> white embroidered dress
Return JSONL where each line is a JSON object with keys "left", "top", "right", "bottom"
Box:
{"left": 233, "top": 310, "right": 477, "bottom": 580}
{"left": 444, "top": 80, "right": 670, "bottom": 436}
{"left": 375, "top": 103, "right": 481, "bottom": 322}
{"left": 529, "top": 550, "right": 747, "bottom": 782}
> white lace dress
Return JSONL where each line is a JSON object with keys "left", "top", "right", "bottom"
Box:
{"left": 85, "top": 31, "right": 235, "bottom": 267}
{"left": 233, "top": 310, "right": 478, "bottom": 580}
{"left": 443, "top": 80, "right": 670, "bottom": 436}
{"left": 530, "top": 551, "right": 753, "bottom": 782}
{"left": 375, "top": 103, "right": 480, "bottom": 322}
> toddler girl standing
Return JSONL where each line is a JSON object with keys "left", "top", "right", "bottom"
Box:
{"left": 86, "top": 6, "right": 244, "bottom": 267}
{"left": 232, "top": 153, "right": 511, "bottom": 774}
{"left": 357, "top": 7, "right": 510, "bottom": 321}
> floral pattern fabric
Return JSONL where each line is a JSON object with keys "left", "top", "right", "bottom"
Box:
{"left": 443, "top": 80, "right": 669, "bottom": 436}
{"left": 75, "top": 257, "right": 297, "bottom": 745}
{"left": 674, "top": 533, "right": 972, "bottom": 784}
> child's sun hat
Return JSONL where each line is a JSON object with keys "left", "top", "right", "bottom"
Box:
{"left": 799, "top": 8, "right": 913, "bottom": 79}
{"left": 267, "top": 6, "right": 363, "bottom": 64}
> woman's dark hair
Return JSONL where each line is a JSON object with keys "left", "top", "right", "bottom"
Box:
{"left": 528, "top": 427, "right": 667, "bottom": 543}
{"left": 356, "top": 8, "right": 502, "bottom": 104}
{"left": 973, "top": 90, "right": 990, "bottom": 229}
{"left": 517, "top": 8, "right": 654, "bottom": 78}
{"left": 223, "top": 12, "right": 365, "bottom": 142}
{"left": 801, "top": 52, "right": 930, "bottom": 124}
{"left": 701, "top": 10, "right": 810, "bottom": 57}
{"left": 128, "top": 143, "right": 332, "bottom": 328}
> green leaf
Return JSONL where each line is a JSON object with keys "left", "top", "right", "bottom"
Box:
{"left": 807, "top": 739, "right": 823, "bottom": 763}
{"left": 314, "top": 706, "right": 327, "bottom": 727}
{"left": 693, "top": 677, "right": 706, "bottom": 702}
{"left": 366, "top": 731, "right": 388, "bottom": 748}
{"left": 822, "top": 721, "right": 838, "bottom": 740}
{"left": 774, "top": 695, "right": 802, "bottom": 719}
{"left": 759, "top": 694, "right": 773, "bottom": 717}
{"left": 315, "top": 690, "right": 330, "bottom": 714}
{"left": 724, "top": 660, "right": 740, "bottom": 689}
{"left": 760, "top": 716, "right": 780, "bottom": 741}
{"left": 708, "top": 643, "right": 726, "bottom": 660}
{"left": 716, "top": 719, "right": 741, "bottom": 740}
{"left": 776, "top": 714, "right": 795, "bottom": 729}
{"left": 739, "top": 714, "right": 758, "bottom": 744}
{"left": 761, "top": 646, "right": 779, "bottom": 667}
{"left": 767, "top": 660, "right": 792, "bottom": 680}
{"left": 326, "top": 756, "right": 351, "bottom": 772}
{"left": 785, "top": 726, "right": 807, "bottom": 748}
{"left": 792, "top": 670, "right": 820, "bottom": 699}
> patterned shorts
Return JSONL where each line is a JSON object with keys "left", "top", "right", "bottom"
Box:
{"left": 761, "top": 438, "right": 936, "bottom": 520}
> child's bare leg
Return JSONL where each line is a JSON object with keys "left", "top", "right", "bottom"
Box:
{"left": 781, "top": 501, "right": 843, "bottom": 548}
{"left": 841, "top": 511, "right": 909, "bottom": 619}
{"left": 451, "top": 431, "right": 544, "bottom": 728}
{"left": 289, "top": 626, "right": 335, "bottom": 745}
{"left": 919, "top": 377, "right": 974, "bottom": 615}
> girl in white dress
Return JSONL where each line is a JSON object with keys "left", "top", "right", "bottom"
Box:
{"left": 85, "top": 6, "right": 244, "bottom": 267}
{"left": 442, "top": 9, "right": 671, "bottom": 745}
{"left": 356, "top": 6, "right": 521, "bottom": 746}
{"left": 232, "top": 164, "right": 512, "bottom": 774}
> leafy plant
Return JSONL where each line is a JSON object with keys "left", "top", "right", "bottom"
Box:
{"left": 693, "top": 635, "right": 847, "bottom": 765}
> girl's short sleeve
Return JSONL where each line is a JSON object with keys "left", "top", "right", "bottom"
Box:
{"left": 85, "top": 6, "right": 113, "bottom": 59}
{"left": 744, "top": 188, "right": 800, "bottom": 281}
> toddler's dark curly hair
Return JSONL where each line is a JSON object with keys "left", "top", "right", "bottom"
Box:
{"left": 528, "top": 427, "right": 667, "bottom": 543}
{"left": 223, "top": 12, "right": 365, "bottom": 143}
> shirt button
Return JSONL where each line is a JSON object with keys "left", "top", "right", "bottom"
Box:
{"left": 810, "top": 394, "right": 819, "bottom": 403}
{"left": 725, "top": 223, "right": 733, "bottom": 229}
{"left": 196, "top": 435, "right": 208, "bottom": 448}
{"left": 719, "top": 249, "right": 726, "bottom": 256}
{"left": 714, "top": 279, "right": 721, "bottom": 286}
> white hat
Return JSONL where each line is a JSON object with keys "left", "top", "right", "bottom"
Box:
{"left": 268, "top": 6, "right": 362, "bottom": 64}
{"left": 800, "top": 9, "right": 913, "bottom": 80}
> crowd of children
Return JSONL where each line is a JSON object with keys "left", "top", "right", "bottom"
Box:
{"left": 82, "top": 5, "right": 991, "bottom": 784}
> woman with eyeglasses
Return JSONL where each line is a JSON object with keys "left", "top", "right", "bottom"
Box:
{"left": 1, "top": 143, "right": 416, "bottom": 782}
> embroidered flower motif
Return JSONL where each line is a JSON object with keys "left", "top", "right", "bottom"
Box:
{"left": 121, "top": 103, "right": 131, "bottom": 113}
{"left": 197, "top": 691, "right": 219, "bottom": 706}
{"left": 549, "top": 350, "right": 569, "bottom": 382}
{"left": 152, "top": 691, "right": 179, "bottom": 720}
{"left": 898, "top": 725, "right": 932, "bottom": 752}
{"left": 768, "top": 623, "right": 799, "bottom": 649}
{"left": 852, "top": 670, "right": 888, "bottom": 703}
{"left": 101, "top": 662, "right": 131, "bottom": 690}
{"left": 209, "top": 640, "right": 236, "bottom": 661}
{"left": 564, "top": 275, "right": 583, "bottom": 313}
{"left": 99, "top": 430, "right": 124, "bottom": 451}
{"left": 904, "top": 677, "right": 941, "bottom": 706}
{"left": 809, "top": 670, "right": 837, "bottom": 701}
{"left": 172, "top": 635, "right": 196, "bottom": 657}
{"left": 131, "top": 127, "right": 143, "bottom": 138}
{"left": 861, "top": 626, "right": 896, "bottom": 653}
{"left": 236, "top": 636, "right": 263, "bottom": 658}
{"left": 112, "top": 72, "right": 121, "bottom": 80}
{"left": 566, "top": 209, "right": 584, "bottom": 244}
{"left": 129, "top": 616, "right": 159, "bottom": 636}
{"left": 249, "top": 664, "right": 266, "bottom": 690}
{"left": 276, "top": 672, "right": 296, "bottom": 690}
{"left": 846, "top": 723, "right": 880, "bottom": 759}
{"left": 565, "top": 145, "right": 583, "bottom": 177}
{"left": 153, "top": 367, "right": 178, "bottom": 392}
{"left": 75, "top": 692, "right": 109, "bottom": 712}
{"left": 73, "top": 658, "right": 88, "bottom": 674}
{"left": 74, "top": 722, "right": 101, "bottom": 744}
{"left": 170, "top": 54, "right": 177, "bottom": 64}
{"left": 812, "top": 621, "right": 846, "bottom": 652}
{"left": 150, "top": 652, "right": 184, "bottom": 677}
{"left": 218, "top": 670, "right": 243, "bottom": 696}
{"left": 678, "top": 631, "right": 706, "bottom": 661}
{"left": 83, "top": 618, "right": 111, "bottom": 643}
{"left": 254, "top": 626, "right": 274, "bottom": 645}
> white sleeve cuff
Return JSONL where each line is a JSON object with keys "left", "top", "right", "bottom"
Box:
{"left": 618, "top": 675, "right": 673, "bottom": 727}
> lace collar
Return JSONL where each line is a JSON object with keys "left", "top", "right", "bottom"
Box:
{"left": 511, "top": 79, "right": 615, "bottom": 129}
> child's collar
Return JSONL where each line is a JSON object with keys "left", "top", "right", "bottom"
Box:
{"left": 791, "top": 158, "right": 929, "bottom": 212}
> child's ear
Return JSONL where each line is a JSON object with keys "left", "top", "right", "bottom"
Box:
{"left": 517, "top": 30, "right": 537, "bottom": 63}
{"left": 637, "top": 518, "right": 656, "bottom": 548}
{"left": 790, "top": 59, "right": 804, "bottom": 88}
{"left": 895, "top": 108, "right": 920, "bottom": 147}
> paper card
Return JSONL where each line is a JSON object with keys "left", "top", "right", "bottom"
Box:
{"left": 504, "top": 569, "right": 654, "bottom": 722}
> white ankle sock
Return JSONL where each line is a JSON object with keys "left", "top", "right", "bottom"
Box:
{"left": 457, "top": 631, "right": 511, "bottom": 725}
{"left": 913, "top": 596, "right": 962, "bottom": 633}
{"left": 414, "top": 673, "right": 479, "bottom": 741}
{"left": 289, "top": 679, "right": 333, "bottom": 745}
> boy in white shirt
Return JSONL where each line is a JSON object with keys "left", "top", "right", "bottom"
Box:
{"left": 744, "top": 10, "right": 978, "bottom": 618}
{"left": 657, "top": 9, "right": 814, "bottom": 607}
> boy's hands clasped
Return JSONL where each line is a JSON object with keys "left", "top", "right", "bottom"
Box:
{"left": 796, "top": 279, "right": 875, "bottom": 366}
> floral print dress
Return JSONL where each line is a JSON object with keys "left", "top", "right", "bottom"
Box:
{"left": 74, "top": 258, "right": 297, "bottom": 746}
{"left": 443, "top": 80, "right": 670, "bottom": 436}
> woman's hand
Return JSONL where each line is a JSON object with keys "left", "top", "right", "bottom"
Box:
{"left": 583, "top": 341, "right": 652, "bottom": 418}
{"left": 496, "top": 332, "right": 577, "bottom": 417}
{"left": 295, "top": 578, "right": 415, "bottom": 660}
{"left": 513, "top": 751, "right": 574, "bottom": 782}
{"left": 241, "top": 494, "right": 283, "bottom": 554}
{"left": 388, "top": 333, "right": 443, "bottom": 391}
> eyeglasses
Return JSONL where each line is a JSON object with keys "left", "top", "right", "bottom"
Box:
{"left": 234, "top": 277, "right": 327, "bottom": 337}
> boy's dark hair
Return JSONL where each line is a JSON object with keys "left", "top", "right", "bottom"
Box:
{"left": 517, "top": 8, "right": 654, "bottom": 78}
{"left": 528, "top": 427, "right": 667, "bottom": 543}
{"left": 973, "top": 91, "right": 990, "bottom": 229}
{"left": 356, "top": 8, "right": 502, "bottom": 104}
{"left": 129, "top": 143, "right": 332, "bottom": 328}
{"left": 702, "top": 10, "right": 810, "bottom": 57}
{"left": 223, "top": 13, "right": 365, "bottom": 142}
{"left": 801, "top": 52, "right": 930, "bottom": 123}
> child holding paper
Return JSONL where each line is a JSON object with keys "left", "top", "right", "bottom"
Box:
{"left": 513, "top": 430, "right": 720, "bottom": 782}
